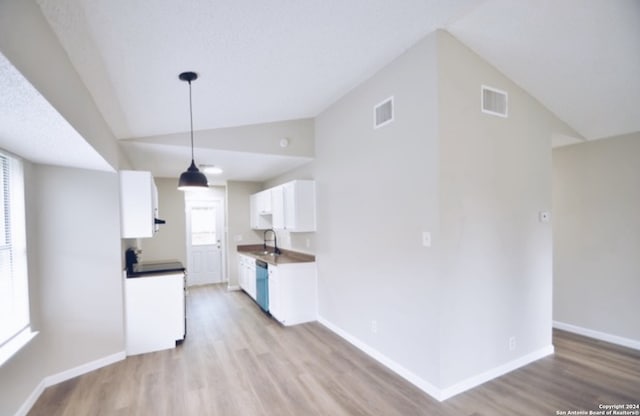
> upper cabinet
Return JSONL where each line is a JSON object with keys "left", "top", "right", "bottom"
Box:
{"left": 250, "top": 189, "right": 273, "bottom": 230}
{"left": 272, "top": 180, "right": 316, "bottom": 232}
{"left": 119, "top": 170, "right": 159, "bottom": 238}
{"left": 251, "top": 180, "right": 316, "bottom": 232}
{"left": 256, "top": 189, "right": 272, "bottom": 215}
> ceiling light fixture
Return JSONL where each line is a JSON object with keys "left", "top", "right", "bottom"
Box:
{"left": 202, "top": 165, "right": 224, "bottom": 175}
{"left": 177, "top": 71, "right": 209, "bottom": 191}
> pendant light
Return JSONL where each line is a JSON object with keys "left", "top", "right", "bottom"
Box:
{"left": 177, "top": 71, "right": 209, "bottom": 191}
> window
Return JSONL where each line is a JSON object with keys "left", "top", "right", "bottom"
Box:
{"left": 0, "top": 151, "right": 35, "bottom": 365}
{"left": 190, "top": 205, "right": 217, "bottom": 246}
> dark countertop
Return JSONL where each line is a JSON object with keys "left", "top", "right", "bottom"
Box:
{"left": 127, "top": 260, "right": 185, "bottom": 278}
{"left": 237, "top": 244, "right": 315, "bottom": 266}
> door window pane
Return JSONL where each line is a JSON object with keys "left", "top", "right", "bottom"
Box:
{"left": 190, "top": 206, "right": 216, "bottom": 245}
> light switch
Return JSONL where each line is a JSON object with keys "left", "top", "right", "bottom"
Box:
{"left": 422, "top": 231, "right": 431, "bottom": 247}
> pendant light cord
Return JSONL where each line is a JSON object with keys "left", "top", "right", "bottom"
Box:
{"left": 188, "top": 80, "right": 195, "bottom": 162}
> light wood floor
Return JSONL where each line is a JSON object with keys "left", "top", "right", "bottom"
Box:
{"left": 29, "top": 284, "right": 640, "bottom": 415}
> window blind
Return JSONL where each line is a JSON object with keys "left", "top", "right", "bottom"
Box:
{"left": 0, "top": 151, "right": 32, "bottom": 363}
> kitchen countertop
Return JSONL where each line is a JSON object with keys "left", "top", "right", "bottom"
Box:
{"left": 127, "top": 260, "right": 185, "bottom": 278}
{"left": 237, "top": 244, "right": 315, "bottom": 266}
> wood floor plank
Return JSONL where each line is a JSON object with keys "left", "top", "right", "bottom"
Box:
{"left": 28, "top": 284, "right": 640, "bottom": 415}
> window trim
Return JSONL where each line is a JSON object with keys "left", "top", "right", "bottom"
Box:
{"left": 0, "top": 327, "right": 38, "bottom": 366}
{"left": 0, "top": 150, "right": 36, "bottom": 367}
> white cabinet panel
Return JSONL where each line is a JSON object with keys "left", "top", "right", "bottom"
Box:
{"left": 250, "top": 193, "right": 272, "bottom": 230}
{"left": 271, "top": 185, "right": 284, "bottom": 230}
{"left": 120, "top": 170, "right": 159, "bottom": 238}
{"left": 256, "top": 189, "right": 272, "bottom": 215}
{"left": 268, "top": 262, "right": 316, "bottom": 326}
{"left": 237, "top": 253, "right": 256, "bottom": 300}
{"left": 124, "top": 272, "right": 185, "bottom": 356}
{"left": 269, "top": 180, "right": 316, "bottom": 232}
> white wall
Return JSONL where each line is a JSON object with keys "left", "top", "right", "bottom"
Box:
{"left": 312, "top": 29, "right": 578, "bottom": 398}
{"left": 0, "top": 164, "right": 124, "bottom": 415}
{"left": 226, "top": 181, "right": 265, "bottom": 287}
{"left": 139, "top": 177, "right": 188, "bottom": 265}
{"left": 553, "top": 133, "right": 640, "bottom": 345}
{"left": 32, "top": 165, "right": 124, "bottom": 372}
{"left": 314, "top": 32, "right": 442, "bottom": 385}
{"left": 435, "top": 31, "right": 567, "bottom": 389}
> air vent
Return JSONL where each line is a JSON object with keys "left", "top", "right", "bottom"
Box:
{"left": 374, "top": 96, "right": 394, "bottom": 128}
{"left": 481, "top": 85, "right": 508, "bottom": 117}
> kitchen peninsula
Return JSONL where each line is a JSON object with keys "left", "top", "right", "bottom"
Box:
{"left": 123, "top": 260, "right": 186, "bottom": 356}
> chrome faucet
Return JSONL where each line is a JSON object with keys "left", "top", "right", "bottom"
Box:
{"left": 263, "top": 229, "right": 281, "bottom": 255}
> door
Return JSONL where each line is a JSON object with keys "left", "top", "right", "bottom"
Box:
{"left": 186, "top": 200, "right": 224, "bottom": 286}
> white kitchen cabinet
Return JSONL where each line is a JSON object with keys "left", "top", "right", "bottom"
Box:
{"left": 268, "top": 262, "right": 317, "bottom": 326}
{"left": 271, "top": 180, "right": 316, "bottom": 232}
{"left": 250, "top": 192, "right": 272, "bottom": 230}
{"left": 124, "top": 272, "right": 185, "bottom": 356}
{"left": 119, "top": 170, "right": 159, "bottom": 238}
{"left": 237, "top": 253, "right": 256, "bottom": 300}
{"left": 256, "top": 189, "right": 272, "bottom": 215}
{"left": 237, "top": 254, "right": 246, "bottom": 291}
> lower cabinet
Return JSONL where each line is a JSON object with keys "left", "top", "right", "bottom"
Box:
{"left": 238, "top": 253, "right": 256, "bottom": 300}
{"left": 124, "top": 272, "right": 185, "bottom": 356}
{"left": 268, "top": 262, "right": 317, "bottom": 326}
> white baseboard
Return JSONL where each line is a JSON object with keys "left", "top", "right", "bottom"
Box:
{"left": 43, "top": 351, "right": 126, "bottom": 386}
{"left": 227, "top": 284, "right": 241, "bottom": 291}
{"left": 14, "top": 380, "right": 46, "bottom": 416}
{"left": 317, "top": 316, "right": 444, "bottom": 400}
{"left": 14, "top": 351, "right": 126, "bottom": 416}
{"left": 318, "top": 316, "right": 554, "bottom": 402}
{"left": 439, "top": 344, "right": 554, "bottom": 400}
{"left": 553, "top": 321, "right": 640, "bottom": 351}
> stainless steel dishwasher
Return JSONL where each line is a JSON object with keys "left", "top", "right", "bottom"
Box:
{"left": 255, "top": 259, "right": 269, "bottom": 312}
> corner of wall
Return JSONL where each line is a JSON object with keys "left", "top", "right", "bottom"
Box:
{"left": 435, "top": 28, "right": 555, "bottom": 387}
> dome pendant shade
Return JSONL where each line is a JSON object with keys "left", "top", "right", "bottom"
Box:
{"left": 178, "top": 160, "right": 209, "bottom": 190}
{"left": 177, "top": 71, "right": 209, "bottom": 191}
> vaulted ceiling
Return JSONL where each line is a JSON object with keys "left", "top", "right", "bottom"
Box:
{"left": 3, "top": 0, "right": 640, "bottom": 180}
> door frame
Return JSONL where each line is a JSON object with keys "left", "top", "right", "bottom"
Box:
{"left": 184, "top": 189, "right": 227, "bottom": 286}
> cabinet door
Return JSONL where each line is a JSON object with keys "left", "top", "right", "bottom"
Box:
{"left": 271, "top": 185, "right": 285, "bottom": 230}
{"left": 250, "top": 193, "right": 272, "bottom": 230}
{"left": 125, "top": 274, "right": 184, "bottom": 355}
{"left": 283, "top": 182, "right": 296, "bottom": 229}
{"left": 120, "top": 171, "right": 156, "bottom": 238}
{"left": 247, "top": 263, "right": 257, "bottom": 300}
{"left": 268, "top": 267, "right": 282, "bottom": 322}
{"left": 257, "top": 189, "right": 272, "bottom": 214}
{"left": 273, "top": 181, "right": 316, "bottom": 232}
{"left": 237, "top": 255, "right": 245, "bottom": 291}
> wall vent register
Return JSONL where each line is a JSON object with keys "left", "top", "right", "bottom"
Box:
{"left": 374, "top": 96, "right": 394, "bottom": 128}
{"left": 481, "top": 85, "right": 508, "bottom": 118}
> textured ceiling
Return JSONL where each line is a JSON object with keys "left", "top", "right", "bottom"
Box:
{"left": 9, "top": 0, "right": 639, "bottom": 178}
{"left": 448, "top": 0, "right": 640, "bottom": 141}
{"left": 0, "top": 52, "right": 112, "bottom": 172}
{"left": 36, "top": 0, "right": 477, "bottom": 139}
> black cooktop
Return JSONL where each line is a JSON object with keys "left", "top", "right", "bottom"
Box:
{"left": 127, "top": 261, "right": 185, "bottom": 278}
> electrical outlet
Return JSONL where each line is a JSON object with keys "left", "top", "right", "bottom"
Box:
{"left": 371, "top": 320, "right": 378, "bottom": 334}
{"left": 306, "top": 238, "right": 311, "bottom": 248}
{"left": 509, "top": 336, "right": 517, "bottom": 351}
